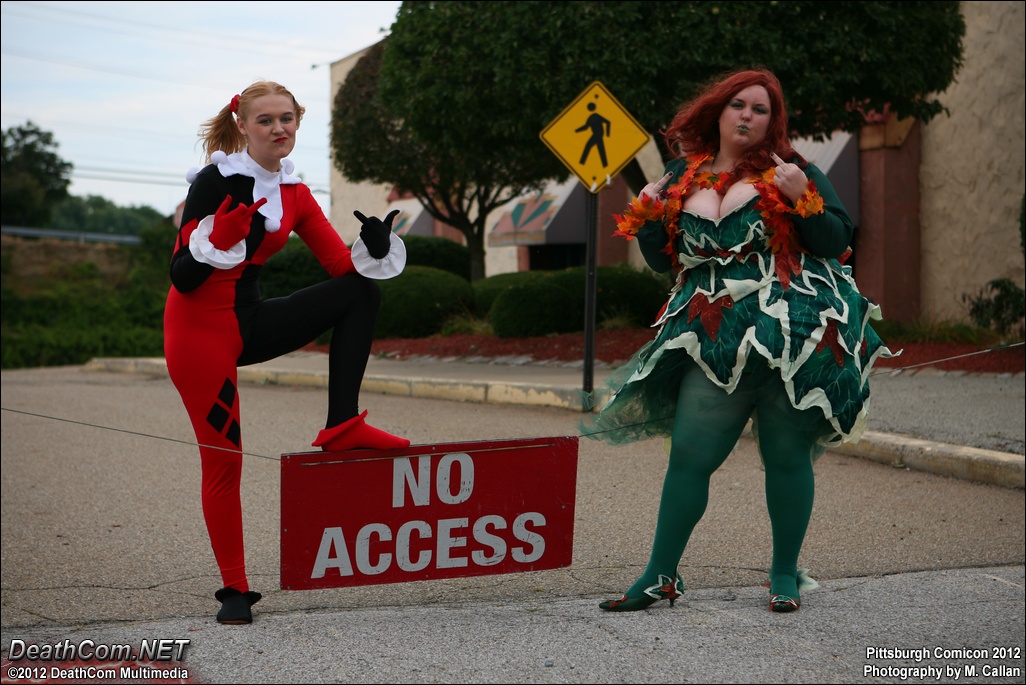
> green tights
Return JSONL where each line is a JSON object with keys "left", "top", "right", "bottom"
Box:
{"left": 625, "top": 363, "right": 824, "bottom": 602}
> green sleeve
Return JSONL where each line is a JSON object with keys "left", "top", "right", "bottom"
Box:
{"left": 634, "top": 158, "right": 689, "bottom": 274}
{"left": 792, "top": 163, "right": 854, "bottom": 259}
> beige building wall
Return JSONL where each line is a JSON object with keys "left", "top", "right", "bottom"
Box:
{"left": 327, "top": 47, "right": 393, "bottom": 245}
{"left": 919, "top": 0, "right": 1025, "bottom": 322}
{"left": 482, "top": 236, "right": 520, "bottom": 276}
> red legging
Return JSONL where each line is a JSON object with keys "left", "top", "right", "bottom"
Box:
{"left": 165, "top": 273, "right": 379, "bottom": 591}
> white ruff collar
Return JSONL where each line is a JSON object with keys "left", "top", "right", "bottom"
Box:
{"left": 186, "top": 150, "right": 301, "bottom": 232}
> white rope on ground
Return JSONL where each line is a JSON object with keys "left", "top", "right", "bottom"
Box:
{"left": 869, "top": 340, "right": 1024, "bottom": 376}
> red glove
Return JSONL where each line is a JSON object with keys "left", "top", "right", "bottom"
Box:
{"left": 209, "top": 195, "right": 268, "bottom": 250}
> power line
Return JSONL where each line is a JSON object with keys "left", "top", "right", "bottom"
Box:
{"left": 1, "top": 1, "right": 380, "bottom": 208}
{"left": 0, "top": 111, "right": 184, "bottom": 146}
{"left": 68, "top": 168, "right": 328, "bottom": 194}
{"left": 72, "top": 165, "right": 188, "bottom": 182}
{"left": 0, "top": 46, "right": 331, "bottom": 106}
{"left": 1, "top": 0, "right": 349, "bottom": 66}
{"left": 0, "top": 47, "right": 231, "bottom": 91}
{"left": 71, "top": 171, "right": 188, "bottom": 188}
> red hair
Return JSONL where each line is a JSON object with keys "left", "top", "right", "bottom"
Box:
{"left": 663, "top": 68, "right": 805, "bottom": 179}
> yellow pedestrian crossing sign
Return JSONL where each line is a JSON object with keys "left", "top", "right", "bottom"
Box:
{"left": 540, "top": 81, "right": 650, "bottom": 193}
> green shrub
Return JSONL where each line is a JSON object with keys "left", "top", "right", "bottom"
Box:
{"left": 403, "top": 235, "right": 471, "bottom": 281}
{"left": 130, "top": 219, "right": 178, "bottom": 272}
{"left": 489, "top": 276, "right": 583, "bottom": 338}
{"left": 260, "top": 236, "right": 329, "bottom": 299}
{"left": 548, "top": 265, "right": 668, "bottom": 328}
{"left": 964, "top": 278, "right": 1025, "bottom": 338}
{"left": 119, "top": 267, "right": 170, "bottom": 330}
{"left": 1, "top": 236, "right": 174, "bottom": 369}
{"left": 1, "top": 324, "right": 164, "bottom": 369}
{"left": 478, "top": 265, "right": 667, "bottom": 337}
{"left": 375, "top": 265, "right": 475, "bottom": 338}
{"left": 472, "top": 270, "right": 549, "bottom": 315}
{"left": 959, "top": 193, "right": 1025, "bottom": 339}
{"left": 3, "top": 279, "right": 132, "bottom": 330}
{"left": 870, "top": 318, "right": 1004, "bottom": 346}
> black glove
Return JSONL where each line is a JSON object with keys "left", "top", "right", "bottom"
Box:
{"left": 353, "top": 209, "right": 399, "bottom": 259}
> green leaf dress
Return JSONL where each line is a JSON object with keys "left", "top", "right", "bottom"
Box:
{"left": 582, "top": 153, "right": 896, "bottom": 455}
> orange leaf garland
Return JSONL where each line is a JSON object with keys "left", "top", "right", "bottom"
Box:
{"left": 750, "top": 168, "right": 831, "bottom": 291}
{"left": 613, "top": 152, "right": 712, "bottom": 242}
{"left": 613, "top": 155, "right": 829, "bottom": 292}
{"left": 793, "top": 181, "right": 825, "bottom": 217}
{"left": 693, "top": 171, "right": 731, "bottom": 193}
{"left": 613, "top": 194, "right": 665, "bottom": 239}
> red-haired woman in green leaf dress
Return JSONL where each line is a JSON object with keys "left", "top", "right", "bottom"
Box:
{"left": 582, "top": 68, "right": 894, "bottom": 613}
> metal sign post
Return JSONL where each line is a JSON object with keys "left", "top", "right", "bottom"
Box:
{"left": 582, "top": 191, "right": 597, "bottom": 394}
{"left": 540, "top": 82, "right": 649, "bottom": 398}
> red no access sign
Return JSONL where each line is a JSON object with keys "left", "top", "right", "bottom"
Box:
{"left": 280, "top": 436, "right": 579, "bottom": 591}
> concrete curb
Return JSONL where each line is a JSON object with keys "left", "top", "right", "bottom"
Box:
{"left": 81, "top": 357, "right": 1025, "bottom": 491}
{"left": 834, "top": 431, "right": 1025, "bottom": 490}
{"left": 82, "top": 357, "right": 605, "bottom": 412}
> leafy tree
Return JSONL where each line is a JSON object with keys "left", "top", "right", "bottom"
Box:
{"left": 1, "top": 121, "right": 73, "bottom": 227}
{"left": 50, "top": 194, "right": 167, "bottom": 236}
{"left": 331, "top": 1, "right": 965, "bottom": 281}
{"left": 332, "top": 41, "right": 536, "bottom": 282}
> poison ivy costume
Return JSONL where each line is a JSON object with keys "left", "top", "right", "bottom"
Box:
{"left": 584, "top": 152, "right": 895, "bottom": 612}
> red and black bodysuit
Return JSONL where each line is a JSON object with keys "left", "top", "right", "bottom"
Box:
{"left": 164, "top": 150, "right": 407, "bottom": 601}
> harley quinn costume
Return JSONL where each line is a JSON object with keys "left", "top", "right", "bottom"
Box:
{"left": 164, "top": 148, "right": 408, "bottom": 624}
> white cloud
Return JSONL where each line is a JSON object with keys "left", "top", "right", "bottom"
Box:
{"left": 1, "top": 0, "right": 401, "bottom": 217}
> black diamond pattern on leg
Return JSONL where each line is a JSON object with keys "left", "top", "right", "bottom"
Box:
{"left": 206, "top": 378, "right": 241, "bottom": 447}
{"left": 207, "top": 403, "right": 230, "bottom": 432}
{"left": 218, "top": 379, "right": 237, "bottom": 407}
{"left": 226, "top": 420, "right": 241, "bottom": 447}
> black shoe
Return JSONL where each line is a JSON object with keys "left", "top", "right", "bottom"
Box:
{"left": 214, "top": 587, "right": 262, "bottom": 624}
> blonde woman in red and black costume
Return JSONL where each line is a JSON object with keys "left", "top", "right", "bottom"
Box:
{"left": 164, "top": 81, "right": 409, "bottom": 624}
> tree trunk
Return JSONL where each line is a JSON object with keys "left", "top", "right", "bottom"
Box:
{"left": 466, "top": 226, "right": 487, "bottom": 283}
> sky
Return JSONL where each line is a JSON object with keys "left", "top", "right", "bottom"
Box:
{"left": 1, "top": 0, "right": 403, "bottom": 218}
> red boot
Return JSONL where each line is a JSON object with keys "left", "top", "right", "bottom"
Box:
{"left": 312, "top": 410, "right": 410, "bottom": 451}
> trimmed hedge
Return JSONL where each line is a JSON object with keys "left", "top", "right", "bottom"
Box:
{"left": 260, "top": 234, "right": 473, "bottom": 298}
{"left": 472, "top": 270, "right": 549, "bottom": 316}
{"left": 480, "top": 265, "right": 669, "bottom": 336}
{"left": 549, "top": 265, "right": 669, "bottom": 328}
{"left": 488, "top": 275, "right": 583, "bottom": 338}
{"left": 259, "top": 237, "right": 329, "bottom": 299}
{"left": 1, "top": 324, "right": 164, "bottom": 369}
{"left": 402, "top": 235, "right": 471, "bottom": 281}
{"left": 375, "top": 265, "right": 475, "bottom": 339}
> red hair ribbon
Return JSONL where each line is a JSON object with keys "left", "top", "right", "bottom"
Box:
{"left": 229, "top": 94, "right": 240, "bottom": 114}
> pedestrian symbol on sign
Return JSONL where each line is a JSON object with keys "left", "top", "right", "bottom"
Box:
{"left": 540, "top": 81, "right": 650, "bottom": 193}
{"left": 576, "top": 103, "right": 611, "bottom": 167}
